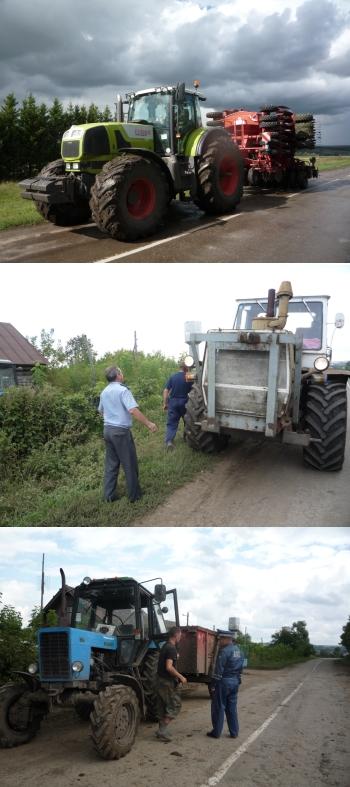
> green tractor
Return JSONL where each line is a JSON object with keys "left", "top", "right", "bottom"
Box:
{"left": 19, "top": 83, "right": 244, "bottom": 241}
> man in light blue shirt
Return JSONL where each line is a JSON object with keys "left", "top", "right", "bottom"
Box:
{"left": 99, "top": 366, "right": 157, "bottom": 502}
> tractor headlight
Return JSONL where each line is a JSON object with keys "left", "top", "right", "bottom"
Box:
{"left": 314, "top": 356, "right": 329, "bottom": 372}
{"left": 184, "top": 355, "right": 194, "bottom": 368}
{"left": 65, "top": 163, "right": 71, "bottom": 169}
{"left": 72, "top": 661, "right": 84, "bottom": 673}
{"left": 83, "top": 576, "right": 91, "bottom": 585}
{"left": 72, "top": 162, "right": 79, "bottom": 170}
{"left": 28, "top": 662, "right": 38, "bottom": 674}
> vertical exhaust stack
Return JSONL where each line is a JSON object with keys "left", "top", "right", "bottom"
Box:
{"left": 252, "top": 281, "right": 293, "bottom": 330}
{"left": 59, "top": 568, "right": 69, "bottom": 627}
{"left": 115, "top": 94, "right": 123, "bottom": 122}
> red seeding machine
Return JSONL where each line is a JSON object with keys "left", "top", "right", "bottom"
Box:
{"left": 206, "top": 105, "right": 318, "bottom": 189}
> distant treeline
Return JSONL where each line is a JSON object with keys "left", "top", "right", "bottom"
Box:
{"left": 314, "top": 146, "right": 350, "bottom": 156}
{"left": 0, "top": 93, "right": 114, "bottom": 181}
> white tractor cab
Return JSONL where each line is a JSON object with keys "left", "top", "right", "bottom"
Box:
{"left": 184, "top": 282, "right": 348, "bottom": 470}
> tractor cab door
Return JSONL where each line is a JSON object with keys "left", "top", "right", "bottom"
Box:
{"left": 150, "top": 588, "right": 180, "bottom": 641}
{"left": 175, "top": 93, "right": 201, "bottom": 153}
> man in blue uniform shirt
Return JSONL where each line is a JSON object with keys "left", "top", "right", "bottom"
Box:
{"left": 98, "top": 366, "right": 157, "bottom": 503}
{"left": 163, "top": 362, "right": 193, "bottom": 449}
{"left": 207, "top": 630, "right": 244, "bottom": 739}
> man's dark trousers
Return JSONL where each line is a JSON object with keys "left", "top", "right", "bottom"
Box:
{"left": 103, "top": 426, "right": 141, "bottom": 502}
{"left": 211, "top": 676, "right": 240, "bottom": 737}
{"left": 165, "top": 397, "right": 187, "bottom": 442}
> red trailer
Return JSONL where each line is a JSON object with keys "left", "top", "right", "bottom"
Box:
{"left": 206, "top": 105, "right": 318, "bottom": 189}
{"left": 177, "top": 626, "right": 220, "bottom": 682}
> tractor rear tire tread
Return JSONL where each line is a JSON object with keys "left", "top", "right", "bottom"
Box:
{"left": 303, "top": 383, "right": 347, "bottom": 471}
{"left": 185, "top": 384, "right": 229, "bottom": 453}
{"left": 140, "top": 651, "right": 159, "bottom": 722}
{"left": 0, "top": 683, "right": 43, "bottom": 748}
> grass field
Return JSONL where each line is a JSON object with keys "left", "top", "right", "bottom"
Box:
{"left": 0, "top": 412, "right": 214, "bottom": 526}
{"left": 1, "top": 154, "right": 350, "bottom": 232}
{"left": 0, "top": 182, "right": 43, "bottom": 231}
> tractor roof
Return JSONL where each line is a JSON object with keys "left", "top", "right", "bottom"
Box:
{"left": 236, "top": 295, "right": 330, "bottom": 303}
{"left": 131, "top": 86, "right": 206, "bottom": 100}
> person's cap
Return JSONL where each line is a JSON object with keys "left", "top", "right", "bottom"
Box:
{"left": 217, "top": 629, "right": 234, "bottom": 638}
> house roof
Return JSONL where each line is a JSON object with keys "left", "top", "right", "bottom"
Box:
{"left": 0, "top": 323, "right": 48, "bottom": 366}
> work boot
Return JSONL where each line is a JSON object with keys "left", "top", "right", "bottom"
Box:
{"left": 156, "top": 726, "right": 172, "bottom": 741}
{"left": 166, "top": 441, "right": 175, "bottom": 450}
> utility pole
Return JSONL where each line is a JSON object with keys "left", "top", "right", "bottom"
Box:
{"left": 40, "top": 553, "right": 45, "bottom": 611}
{"left": 133, "top": 330, "right": 138, "bottom": 355}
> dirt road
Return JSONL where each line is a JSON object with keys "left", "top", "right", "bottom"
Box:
{"left": 1, "top": 660, "right": 349, "bottom": 787}
{"left": 138, "top": 389, "right": 350, "bottom": 526}
{"left": 1, "top": 168, "right": 349, "bottom": 263}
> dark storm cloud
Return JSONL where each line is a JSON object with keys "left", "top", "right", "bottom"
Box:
{"left": 0, "top": 0, "right": 349, "bottom": 138}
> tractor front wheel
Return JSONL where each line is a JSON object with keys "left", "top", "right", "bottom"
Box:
{"left": 303, "top": 383, "right": 347, "bottom": 471}
{"left": 141, "top": 651, "right": 159, "bottom": 722}
{"left": 194, "top": 136, "right": 244, "bottom": 215}
{"left": 0, "top": 683, "right": 44, "bottom": 748}
{"left": 90, "top": 685, "right": 139, "bottom": 760}
{"left": 90, "top": 155, "right": 169, "bottom": 241}
{"left": 35, "top": 159, "right": 91, "bottom": 226}
{"left": 185, "top": 383, "right": 229, "bottom": 453}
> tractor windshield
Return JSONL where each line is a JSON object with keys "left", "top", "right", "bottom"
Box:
{"left": 71, "top": 582, "right": 167, "bottom": 639}
{"left": 234, "top": 300, "right": 323, "bottom": 350}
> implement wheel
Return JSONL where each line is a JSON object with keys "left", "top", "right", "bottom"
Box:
{"left": 185, "top": 383, "right": 229, "bottom": 453}
{"left": 194, "top": 136, "right": 244, "bottom": 215}
{"left": 0, "top": 683, "right": 43, "bottom": 748}
{"left": 141, "top": 651, "right": 159, "bottom": 722}
{"left": 90, "top": 154, "right": 169, "bottom": 241}
{"left": 35, "top": 159, "right": 91, "bottom": 226}
{"left": 90, "top": 685, "right": 139, "bottom": 760}
{"left": 303, "top": 383, "right": 347, "bottom": 471}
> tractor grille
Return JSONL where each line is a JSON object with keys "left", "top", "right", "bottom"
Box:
{"left": 62, "top": 140, "right": 80, "bottom": 158}
{"left": 40, "top": 631, "right": 70, "bottom": 679}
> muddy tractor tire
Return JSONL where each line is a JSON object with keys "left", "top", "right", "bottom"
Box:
{"left": 194, "top": 136, "right": 244, "bottom": 215}
{"left": 185, "top": 383, "right": 229, "bottom": 453}
{"left": 34, "top": 159, "right": 91, "bottom": 226}
{"left": 140, "top": 651, "right": 159, "bottom": 722}
{"left": 90, "top": 154, "right": 169, "bottom": 241}
{"left": 303, "top": 383, "right": 347, "bottom": 471}
{"left": 0, "top": 683, "right": 43, "bottom": 748}
{"left": 90, "top": 685, "right": 139, "bottom": 760}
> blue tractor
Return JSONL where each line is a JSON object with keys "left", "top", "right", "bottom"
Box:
{"left": 0, "top": 571, "right": 179, "bottom": 759}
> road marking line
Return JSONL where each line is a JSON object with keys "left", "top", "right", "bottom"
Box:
{"left": 95, "top": 213, "right": 241, "bottom": 263}
{"left": 200, "top": 678, "right": 307, "bottom": 786}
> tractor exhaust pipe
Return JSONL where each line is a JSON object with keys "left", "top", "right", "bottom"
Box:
{"left": 59, "top": 568, "right": 67, "bottom": 625}
{"left": 252, "top": 281, "right": 293, "bottom": 330}
{"left": 115, "top": 94, "right": 123, "bottom": 122}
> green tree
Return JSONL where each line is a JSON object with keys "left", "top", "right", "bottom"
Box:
{"left": 271, "top": 620, "right": 314, "bottom": 656}
{"left": 0, "top": 93, "right": 20, "bottom": 179}
{"left": 340, "top": 616, "right": 350, "bottom": 651}
{"left": 29, "top": 328, "right": 65, "bottom": 367}
{"left": 18, "top": 94, "right": 48, "bottom": 176}
{"left": 65, "top": 334, "right": 96, "bottom": 366}
{"left": 0, "top": 596, "right": 36, "bottom": 682}
{"left": 47, "top": 98, "right": 66, "bottom": 162}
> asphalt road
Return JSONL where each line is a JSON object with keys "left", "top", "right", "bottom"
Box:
{"left": 1, "top": 660, "right": 349, "bottom": 787}
{"left": 138, "top": 388, "right": 350, "bottom": 526}
{"left": 1, "top": 168, "right": 349, "bottom": 263}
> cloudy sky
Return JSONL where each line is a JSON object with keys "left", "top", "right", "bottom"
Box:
{"left": 0, "top": 527, "right": 348, "bottom": 645}
{"left": 2, "top": 261, "right": 350, "bottom": 361}
{"left": 1, "top": 0, "right": 349, "bottom": 143}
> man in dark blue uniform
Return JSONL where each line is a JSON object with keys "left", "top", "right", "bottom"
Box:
{"left": 163, "top": 363, "right": 193, "bottom": 449}
{"left": 207, "top": 630, "right": 244, "bottom": 739}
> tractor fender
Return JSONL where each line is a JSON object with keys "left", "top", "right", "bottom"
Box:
{"left": 12, "top": 671, "right": 42, "bottom": 691}
{"left": 326, "top": 369, "right": 350, "bottom": 384}
{"left": 106, "top": 673, "right": 146, "bottom": 718}
{"left": 116, "top": 147, "right": 175, "bottom": 198}
{"left": 189, "top": 127, "right": 234, "bottom": 158}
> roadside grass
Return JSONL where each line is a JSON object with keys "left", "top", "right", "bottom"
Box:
{"left": 0, "top": 182, "right": 43, "bottom": 231}
{"left": 0, "top": 414, "right": 213, "bottom": 526}
{"left": 1, "top": 155, "right": 350, "bottom": 232}
{"left": 297, "top": 155, "right": 350, "bottom": 171}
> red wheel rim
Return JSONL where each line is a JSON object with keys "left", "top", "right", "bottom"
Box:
{"left": 219, "top": 156, "right": 239, "bottom": 196}
{"left": 126, "top": 178, "right": 156, "bottom": 219}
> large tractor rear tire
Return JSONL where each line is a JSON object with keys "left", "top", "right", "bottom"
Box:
{"left": 194, "top": 136, "right": 244, "bottom": 215}
{"left": 90, "top": 154, "right": 169, "bottom": 241}
{"left": 303, "top": 383, "right": 347, "bottom": 471}
{"left": 185, "top": 383, "right": 229, "bottom": 453}
{"left": 35, "top": 159, "right": 91, "bottom": 226}
{"left": 140, "top": 651, "right": 159, "bottom": 722}
{"left": 0, "top": 683, "right": 43, "bottom": 748}
{"left": 90, "top": 685, "right": 139, "bottom": 760}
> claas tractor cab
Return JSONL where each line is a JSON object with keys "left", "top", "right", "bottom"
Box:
{"left": 0, "top": 572, "right": 179, "bottom": 760}
{"left": 20, "top": 82, "right": 244, "bottom": 241}
{"left": 184, "top": 282, "right": 348, "bottom": 470}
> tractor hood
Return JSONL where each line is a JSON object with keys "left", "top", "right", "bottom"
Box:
{"left": 38, "top": 626, "right": 117, "bottom": 682}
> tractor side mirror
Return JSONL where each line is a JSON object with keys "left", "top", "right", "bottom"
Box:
{"left": 161, "top": 606, "right": 169, "bottom": 614}
{"left": 154, "top": 583, "right": 167, "bottom": 602}
{"left": 175, "top": 82, "right": 186, "bottom": 102}
{"left": 335, "top": 313, "right": 345, "bottom": 329}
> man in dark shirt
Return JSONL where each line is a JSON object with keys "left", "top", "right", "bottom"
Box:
{"left": 155, "top": 626, "right": 187, "bottom": 741}
{"left": 163, "top": 363, "right": 193, "bottom": 449}
{"left": 207, "top": 630, "right": 244, "bottom": 739}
